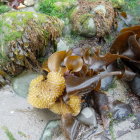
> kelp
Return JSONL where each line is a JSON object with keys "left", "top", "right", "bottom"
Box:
{"left": 110, "top": 25, "right": 140, "bottom": 97}
{"left": 26, "top": 25, "right": 140, "bottom": 140}
{"left": 37, "top": 26, "right": 140, "bottom": 139}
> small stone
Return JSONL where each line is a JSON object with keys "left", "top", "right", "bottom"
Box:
{"left": 12, "top": 71, "right": 39, "bottom": 98}
{"left": 17, "top": 3, "right": 26, "bottom": 9}
{"left": 79, "top": 17, "right": 97, "bottom": 37}
{"left": 24, "top": 0, "right": 34, "bottom": 6}
{"left": 129, "top": 75, "right": 140, "bottom": 96}
{"left": 40, "top": 120, "right": 62, "bottom": 140}
{"left": 93, "top": 5, "right": 106, "bottom": 15}
{"left": 77, "top": 107, "right": 97, "bottom": 127}
{"left": 112, "top": 100, "right": 133, "bottom": 120}
{"left": 57, "top": 39, "right": 69, "bottom": 51}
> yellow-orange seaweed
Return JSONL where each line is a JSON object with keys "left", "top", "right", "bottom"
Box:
{"left": 28, "top": 72, "right": 65, "bottom": 108}
{"left": 49, "top": 95, "right": 81, "bottom": 116}
{"left": 68, "top": 95, "right": 81, "bottom": 116}
{"left": 50, "top": 101, "right": 73, "bottom": 115}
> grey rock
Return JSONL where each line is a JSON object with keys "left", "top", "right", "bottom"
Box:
{"left": 129, "top": 75, "right": 140, "bottom": 96}
{"left": 40, "top": 120, "right": 62, "bottom": 140}
{"left": 79, "top": 17, "right": 97, "bottom": 37}
{"left": 12, "top": 71, "right": 39, "bottom": 98}
{"left": 77, "top": 107, "right": 97, "bottom": 127}
{"left": 0, "top": 85, "right": 58, "bottom": 140}
{"left": 94, "top": 5, "right": 106, "bottom": 14}
{"left": 24, "top": 0, "right": 34, "bottom": 6}
{"left": 109, "top": 116, "right": 140, "bottom": 140}
{"left": 57, "top": 38, "right": 69, "bottom": 51}
{"left": 117, "top": 129, "right": 140, "bottom": 140}
{"left": 105, "top": 80, "right": 129, "bottom": 104}
{"left": 19, "top": 6, "right": 36, "bottom": 12}
{"left": 112, "top": 100, "right": 133, "bottom": 120}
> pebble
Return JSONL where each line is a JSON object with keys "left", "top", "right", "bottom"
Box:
{"left": 24, "top": 0, "right": 34, "bottom": 6}
{"left": 112, "top": 100, "right": 133, "bottom": 120}
{"left": 77, "top": 107, "right": 97, "bottom": 127}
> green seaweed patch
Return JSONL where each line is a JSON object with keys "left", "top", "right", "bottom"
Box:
{"left": 0, "top": 11, "right": 60, "bottom": 46}
{"left": 0, "top": 4, "right": 11, "bottom": 14}
{"left": 37, "top": 0, "right": 76, "bottom": 19}
{"left": 18, "top": 131, "right": 27, "bottom": 138}
{"left": 1, "top": 126, "right": 16, "bottom": 140}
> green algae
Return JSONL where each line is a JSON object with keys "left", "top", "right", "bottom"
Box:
{"left": 1, "top": 126, "right": 16, "bottom": 140}
{"left": 0, "top": 12, "right": 48, "bottom": 45}
{"left": 37, "top": 0, "right": 76, "bottom": 19}
{"left": 0, "top": 4, "right": 11, "bottom": 14}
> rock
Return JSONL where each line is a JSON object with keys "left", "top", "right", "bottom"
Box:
{"left": 12, "top": 71, "right": 39, "bottom": 98}
{"left": 0, "top": 12, "right": 63, "bottom": 76}
{"left": 40, "top": 120, "right": 62, "bottom": 140}
{"left": 129, "top": 75, "right": 140, "bottom": 96}
{"left": 112, "top": 100, "right": 133, "bottom": 120}
{"left": 77, "top": 107, "right": 97, "bottom": 127}
{"left": 57, "top": 38, "right": 69, "bottom": 51}
{"left": 108, "top": 116, "right": 140, "bottom": 140}
{"left": 79, "top": 16, "right": 96, "bottom": 37}
{"left": 19, "top": 6, "right": 36, "bottom": 12}
{"left": 17, "top": 3, "right": 26, "bottom": 9}
{"left": 92, "top": 5, "right": 106, "bottom": 15}
{"left": 70, "top": 0, "right": 114, "bottom": 37}
{"left": 62, "top": 18, "right": 72, "bottom": 35}
{"left": 24, "top": 0, "right": 34, "bottom": 7}
{"left": 0, "top": 85, "right": 58, "bottom": 140}
{"left": 105, "top": 80, "right": 129, "bottom": 104}
{"left": 117, "top": 129, "right": 140, "bottom": 140}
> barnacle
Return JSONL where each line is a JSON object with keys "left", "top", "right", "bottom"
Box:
{"left": 27, "top": 72, "right": 65, "bottom": 108}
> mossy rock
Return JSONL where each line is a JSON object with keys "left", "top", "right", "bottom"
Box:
{"left": 0, "top": 12, "right": 64, "bottom": 76}
{"left": 70, "top": 0, "right": 114, "bottom": 37}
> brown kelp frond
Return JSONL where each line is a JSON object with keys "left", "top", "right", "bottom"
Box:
{"left": 64, "top": 56, "right": 83, "bottom": 72}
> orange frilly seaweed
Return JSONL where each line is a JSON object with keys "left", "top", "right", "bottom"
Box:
{"left": 50, "top": 95, "right": 81, "bottom": 116}
{"left": 28, "top": 72, "right": 65, "bottom": 108}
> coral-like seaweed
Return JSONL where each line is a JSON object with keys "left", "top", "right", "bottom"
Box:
{"left": 28, "top": 72, "right": 65, "bottom": 108}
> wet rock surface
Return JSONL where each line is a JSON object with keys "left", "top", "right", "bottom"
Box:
{"left": 111, "top": 100, "right": 133, "bottom": 120}
{"left": 0, "top": 85, "right": 59, "bottom": 140}
{"left": 12, "top": 71, "right": 39, "bottom": 97}
{"left": 77, "top": 107, "right": 97, "bottom": 127}
{"left": 129, "top": 75, "right": 140, "bottom": 97}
